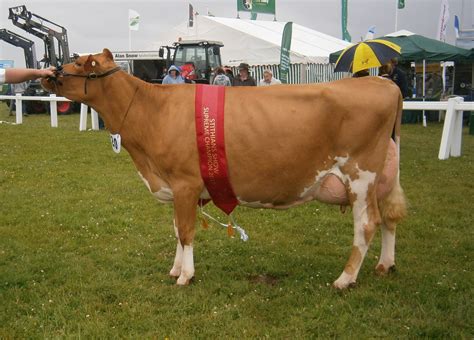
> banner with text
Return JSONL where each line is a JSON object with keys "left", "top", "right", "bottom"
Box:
{"left": 279, "top": 22, "right": 292, "bottom": 84}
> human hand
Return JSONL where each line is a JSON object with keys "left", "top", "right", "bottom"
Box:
{"left": 38, "top": 67, "right": 57, "bottom": 78}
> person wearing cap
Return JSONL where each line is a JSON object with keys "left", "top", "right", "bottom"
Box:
{"left": 232, "top": 62, "right": 256, "bottom": 86}
{"left": 258, "top": 69, "right": 282, "bottom": 86}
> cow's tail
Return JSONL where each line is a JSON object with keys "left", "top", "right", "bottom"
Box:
{"left": 380, "top": 92, "right": 407, "bottom": 225}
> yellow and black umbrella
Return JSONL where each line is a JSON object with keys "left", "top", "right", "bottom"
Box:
{"left": 334, "top": 39, "right": 401, "bottom": 73}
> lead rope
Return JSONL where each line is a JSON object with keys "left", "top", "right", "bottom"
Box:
{"left": 199, "top": 202, "right": 249, "bottom": 242}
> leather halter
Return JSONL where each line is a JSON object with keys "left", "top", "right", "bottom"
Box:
{"left": 51, "top": 66, "right": 122, "bottom": 95}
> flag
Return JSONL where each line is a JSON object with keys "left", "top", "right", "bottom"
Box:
{"left": 398, "top": 0, "right": 405, "bottom": 9}
{"left": 437, "top": 0, "right": 449, "bottom": 42}
{"left": 237, "top": 0, "right": 276, "bottom": 15}
{"left": 279, "top": 22, "right": 292, "bottom": 84}
{"left": 341, "top": 0, "right": 351, "bottom": 42}
{"left": 454, "top": 15, "right": 460, "bottom": 38}
{"left": 188, "top": 4, "right": 194, "bottom": 27}
{"left": 364, "top": 25, "right": 376, "bottom": 40}
{"left": 128, "top": 9, "right": 140, "bottom": 31}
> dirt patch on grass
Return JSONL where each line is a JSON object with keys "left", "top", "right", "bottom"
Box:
{"left": 248, "top": 274, "right": 283, "bottom": 286}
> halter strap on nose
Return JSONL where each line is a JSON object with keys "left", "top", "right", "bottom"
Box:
{"left": 58, "top": 66, "right": 121, "bottom": 95}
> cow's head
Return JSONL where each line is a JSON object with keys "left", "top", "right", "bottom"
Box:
{"left": 41, "top": 48, "right": 119, "bottom": 103}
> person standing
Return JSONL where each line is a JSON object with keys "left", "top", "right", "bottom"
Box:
{"left": 212, "top": 67, "right": 232, "bottom": 86}
{"left": 388, "top": 58, "right": 409, "bottom": 98}
{"left": 162, "top": 65, "right": 185, "bottom": 84}
{"left": 232, "top": 63, "right": 256, "bottom": 86}
{"left": 258, "top": 69, "right": 282, "bottom": 86}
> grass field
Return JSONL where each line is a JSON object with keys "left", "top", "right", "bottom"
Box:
{"left": 0, "top": 106, "right": 473, "bottom": 338}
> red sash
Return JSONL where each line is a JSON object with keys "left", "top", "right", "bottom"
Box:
{"left": 195, "top": 84, "right": 238, "bottom": 215}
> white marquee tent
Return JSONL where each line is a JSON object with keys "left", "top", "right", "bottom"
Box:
{"left": 152, "top": 15, "right": 351, "bottom": 66}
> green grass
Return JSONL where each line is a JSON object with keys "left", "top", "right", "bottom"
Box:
{"left": 0, "top": 105, "right": 473, "bottom": 338}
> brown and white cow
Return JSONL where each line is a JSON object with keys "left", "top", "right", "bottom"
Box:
{"left": 42, "top": 49, "right": 406, "bottom": 289}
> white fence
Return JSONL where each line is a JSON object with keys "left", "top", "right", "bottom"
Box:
{"left": 0, "top": 94, "right": 472, "bottom": 160}
{"left": 0, "top": 94, "right": 98, "bottom": 131}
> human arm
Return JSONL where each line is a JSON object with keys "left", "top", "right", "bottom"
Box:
{"left": 4, "top": 67, "right": 55, "bottom": 84}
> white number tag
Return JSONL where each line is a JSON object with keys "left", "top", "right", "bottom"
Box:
{"left": 110, "top": 133, "right": 121, "bottom": 153}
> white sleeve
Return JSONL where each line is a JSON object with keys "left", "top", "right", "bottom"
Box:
{"left": 0, "top": 69, "right": 5, "bottom": 84}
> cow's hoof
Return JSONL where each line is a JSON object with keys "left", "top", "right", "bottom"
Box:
{"left": 176, "top": 275, "right": 194, "bottom": 286}
{"left": 169, "top": 267, "right": 181, "bottom": 278}
{"left": 332, "top": 279, "right": 356, "bottom": 290}
{"left": 375, "top": 263, "right": 396, "bottom": 276}
{"left": 332, "top": 272, "right": 356, "bottom": 290}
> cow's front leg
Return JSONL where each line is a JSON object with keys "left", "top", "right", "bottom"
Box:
{"left": 333, "top": 183, "right": 381, "bottom": 289}
{"left": 170, "top": 185, "right": 199, "bottom": 285}
{"left": 169, "top": 219, "right": 184, "bottom": 278}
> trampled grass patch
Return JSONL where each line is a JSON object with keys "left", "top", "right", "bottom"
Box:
{"left": 0, "top": 106, "right": 473, "bottom": 337}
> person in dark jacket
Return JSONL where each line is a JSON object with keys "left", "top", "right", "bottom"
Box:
{"left": 388, "top": 58, "right": 409, "bottom": 98}
{"left": 232, "top": 63, "right": 256, "bottom": 86}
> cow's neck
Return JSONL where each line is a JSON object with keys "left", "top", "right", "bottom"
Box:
{"left": 87, "top": 72, "right": 142, "bottom": 134}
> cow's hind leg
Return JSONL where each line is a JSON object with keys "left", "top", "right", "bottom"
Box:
{"left": 169, "top": 186, "right": 199, "bottom": 285}
{"left": 376, "top": 179, "right": 407, "bottom": 275}
{"left": 333, "top": 170, "right": 381, "bottom": 289}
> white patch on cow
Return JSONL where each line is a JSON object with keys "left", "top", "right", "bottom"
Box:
{"left": 177, "top": 245, "right": 194, "bottom": 285}
{"left": 299, "top": 155, "right": 348, "bottom": 199}
{"left": 170, "top": 242, "right": 183, "bottom": 277}
{"left": 237, "top": 198, "right": 269, "bottom": 208}
{"left": 154, "top": 187, "right": 174, "bottom": 202}
{"left": 333, "top": 165, "right": 376, "bottom": 288}
{"left": 138, "top": 170, "right": 173, "bottom": 202}
{"left": 200, "top": 187, "right": 211, "bottom": 200}
{"left": 378, "top": 226, "right": 395, "bottom": 268}
{"left": 137, "top": 171, "right": 151, "bottom": 192}
{"left": 333, "top": 271, "right": 355, "bottom": 289}
{"left": 169, "top": 222, "right": 183, "bottom": 277}
{"left": 137, "top": 171, "right": 210, "bottom": 203}
{"left": 348, "top": 167, "right": 376, "bottom": 241}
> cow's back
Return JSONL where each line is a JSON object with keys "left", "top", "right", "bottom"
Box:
{"left": 223, "top": 76, "right": 400, "bottom": 206}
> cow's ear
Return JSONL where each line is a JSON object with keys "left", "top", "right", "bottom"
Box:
{"left": 84, "top": 54, "right": 94, "bottom": 72}
{"left": 103, "top": 48, "right": 114, "bottom": 61}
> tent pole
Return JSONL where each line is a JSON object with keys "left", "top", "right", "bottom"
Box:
{"left": 394, "top": 0, "right": 399, "bottom": 32}
{"left": 423, "top": 59, "right": 427, "bottom": 127}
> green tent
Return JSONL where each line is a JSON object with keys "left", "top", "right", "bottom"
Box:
{"left": 329, "top": 34, "right": 473, "bottom": 63}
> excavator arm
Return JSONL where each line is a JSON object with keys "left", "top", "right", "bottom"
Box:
{"left": 0, "top": 28, "right": 38, "bottom": 69}
{"left": 8, "top": 5, "right": 70, "bottom": 67}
